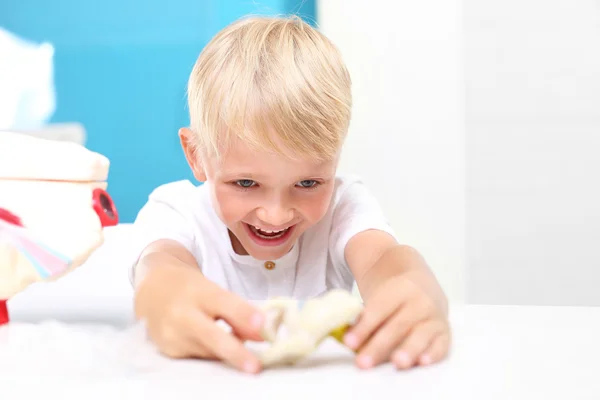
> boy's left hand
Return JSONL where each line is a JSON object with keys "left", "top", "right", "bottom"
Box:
{"left": 343, "top": 274, "right": 450, "bottom": 369}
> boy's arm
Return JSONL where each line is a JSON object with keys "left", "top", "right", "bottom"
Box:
{"left": 133, "top": 239, "right": 266, "bottom": 372}
{"left": 132, "top": 239, "right": 201, "bottom": 288}
{"left": 133, "top": 239, "right": 202, "bottom": 320}
{"left": 345, "top": 230, "right": 448, "bottom": 315}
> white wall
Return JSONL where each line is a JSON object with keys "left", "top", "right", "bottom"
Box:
{"left": 320, "top": 1, "right": 600, "bottom": 307}
{"left": 465, "top": 0, "right": 600, "bottom": 306}
{"left": 318, "top": 1, "right": 466, "bottom": 303}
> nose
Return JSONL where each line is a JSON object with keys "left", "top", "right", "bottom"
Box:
{"left": 92, "top": 188, "right": 119, "bottom": 227}
{"left": 256, "top": 197, "right": 294, "bottom": 227}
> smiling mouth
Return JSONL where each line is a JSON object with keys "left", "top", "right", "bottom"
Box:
{"left": 247, "top": 224, "right": 291, "bottom": 240}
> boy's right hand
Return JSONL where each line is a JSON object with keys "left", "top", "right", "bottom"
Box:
{"left": 134, "top": 253, "right": 265, "bottom": 374}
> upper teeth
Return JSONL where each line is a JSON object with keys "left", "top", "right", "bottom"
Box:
{"left": 255, "top": 226, "right": 285, "bottom": 233}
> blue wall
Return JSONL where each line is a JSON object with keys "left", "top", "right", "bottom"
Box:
{"left": 0, "top": 0, "right": 316, "bottom": 222}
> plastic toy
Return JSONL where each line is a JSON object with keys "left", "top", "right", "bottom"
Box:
{"left": 259, "top": 289, "right": 363, "bottom": 367}
{"left": 0, "top": 131, "right": 118, "bottom": 325}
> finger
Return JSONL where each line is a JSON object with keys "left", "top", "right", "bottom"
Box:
{"left": 344, "top": 280, "right": 412, "bottom": 350}
{"left": 164, "top": 336, "right": 217, "bottom": 360}
{"left": 199, "top": 284, "right": 265, "bottom": 342}
{"left": 392, "top": 320, "right": 447, "bottom": 369}
{"left": 151, "top": 320, "right": 217, "bottom": 360}
{"left": 156, "top": 339, "right": 189, "bottom": 359}
{"left": 194, "top": 310, "right": 262, "bottom": 374}
{"left": 184, "top": 333, "right": 218, "bottom": 360}
{"left": 353, "top": 303, "right": 428, "bottom": 369}
{"left": 417, "top": 331, "right": 451, "bottom": 366}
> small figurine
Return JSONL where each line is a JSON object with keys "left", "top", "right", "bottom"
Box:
{"left": 259, "top": 289, "right": 363, "bottom": 367}
{"left": 0, "top": 131, "right": 118, "bottom": 325}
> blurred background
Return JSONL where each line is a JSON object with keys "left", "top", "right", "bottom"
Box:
{"left": 1, "top": 1, "right": 599, "bottom": 308}
{"left": 0, "top": 0, "right": 316, "bottom": 222}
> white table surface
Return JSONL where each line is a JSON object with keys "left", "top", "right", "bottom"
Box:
{"left": 1, "top": 226, "right": 599, "bottom": 399}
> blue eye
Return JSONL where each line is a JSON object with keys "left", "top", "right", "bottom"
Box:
{"left": 297, "top": 180, "right": 318, "bottom": 188}
{"left": 236, "top": 179, "right": 256, "bottom": 188}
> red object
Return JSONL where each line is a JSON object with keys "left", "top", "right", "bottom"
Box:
{"left": 92, "top": 188, "right": 119, "bottom": 227}
{"left": 0, "top": 190, "right": 118, "bottom": 327}
{"left": 0, "top": 300, "right": 8, "bottom": 325}
{"left": 0, "top": 208, "right": 23, "bottom": 227}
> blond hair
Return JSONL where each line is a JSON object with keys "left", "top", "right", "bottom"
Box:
{"left": 187, "top": 15, "right": 352, "bottom": 160}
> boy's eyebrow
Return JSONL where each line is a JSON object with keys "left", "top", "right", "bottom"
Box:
{"left": 220, "top": 171, "right": 259, "bottom": 179}
{"left": 219, "top": 161, "right": 336, "bottom": 180}
{"left": 221, "top": 173, "right": 334, "bottom": 183}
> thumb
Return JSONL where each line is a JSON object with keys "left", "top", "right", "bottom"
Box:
{"left": 199, "top": 284, "right": 265, "bottom": 342}
{"left": 221, "top": 296, "right": 266, "bottom": 342}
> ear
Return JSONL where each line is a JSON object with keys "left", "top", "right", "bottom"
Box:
{"left": 179, "top": 128, "right": 207, "bottom": 182}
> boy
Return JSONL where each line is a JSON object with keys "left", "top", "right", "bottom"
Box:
{"left": 131, "top": 15, "right": 450, "bottom": 374}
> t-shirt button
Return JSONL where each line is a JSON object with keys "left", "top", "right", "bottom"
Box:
{"left": 264, "top": 261, "right": 276, "bottom": 270}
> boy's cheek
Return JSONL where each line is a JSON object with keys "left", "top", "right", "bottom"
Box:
{"left": 212, "top": 191, "right": 254, "bottom": 224}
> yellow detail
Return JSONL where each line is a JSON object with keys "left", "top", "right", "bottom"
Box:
{"left": 329, "top": 324, "right": 350, "bottom": 345}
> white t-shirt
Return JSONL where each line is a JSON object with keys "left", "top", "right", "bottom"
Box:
{"left": 129, "top": 174, "right": 397, "bottom": 300}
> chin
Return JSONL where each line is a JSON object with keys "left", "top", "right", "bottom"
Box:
{"left": 241, "top": 237, "right": 296, "bottom": 260}
{"left": 247, "top": 247, "right": 292, "bottom": 261}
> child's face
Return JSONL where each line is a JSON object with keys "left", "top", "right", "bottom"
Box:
{"left": 182, "top": 130, "right": 338, "bottom": 261}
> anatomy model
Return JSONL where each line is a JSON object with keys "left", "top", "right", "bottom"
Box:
{"left": 0, "top": 131, "right": 118, "bottom": 325}
{"left": 259, "top": 289, "right": 364, "bottom": 367}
